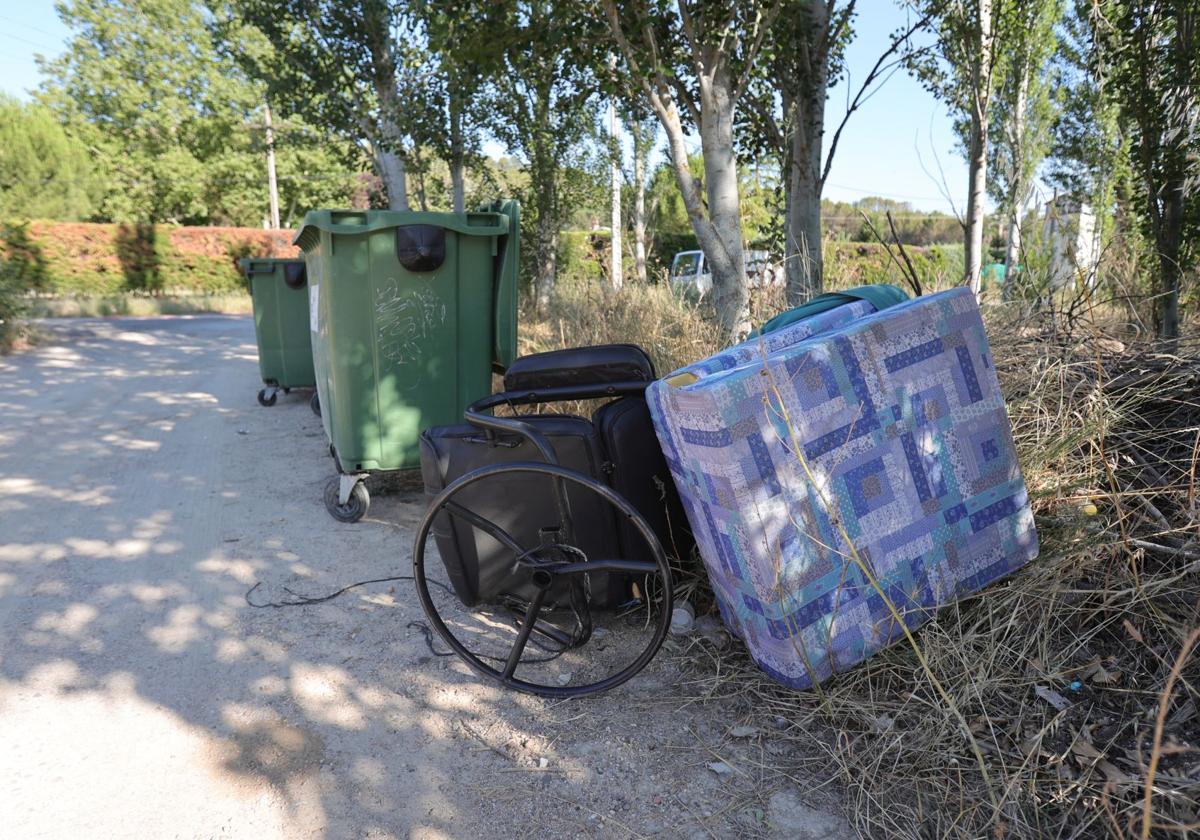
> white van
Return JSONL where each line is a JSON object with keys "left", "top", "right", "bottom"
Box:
{"left": 668, "top": 249, "right": 781, "bottom": 298}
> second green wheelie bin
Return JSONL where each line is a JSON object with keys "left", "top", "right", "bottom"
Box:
{"left": 294, "top": 200, "right": 519, "bottom": 522}
{"left": 238, "top": 258, "right": 320, "bottom": 412}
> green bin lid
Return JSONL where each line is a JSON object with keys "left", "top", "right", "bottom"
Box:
{"left": 294, "top": 209, "right": 511, "bottom": 252}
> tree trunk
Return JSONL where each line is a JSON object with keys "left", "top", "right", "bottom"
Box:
{"left": 698, "top": 59, "right": 749, "bottom": 340}
{"left": 376, "top": 143, "right": 409, "bottom": 211}
{"left": 964, "top": 0, "right": 993, "bottom": 295}
{"left": 631, "top": 121, "right": 648, "bottom": 285}
{"left": 786, "top": 112, "right": 824, "bottom": 305}
{"left": 411, "top": 150, "right": 429, "bottom": 212}
{"left": 1156, "top": 177, "right": 1183, "bottom": 346}
{"left": 264, "top": 100, "right": 280, "bottom": 229}
{"left": 964, "top": 116, "right": 988, "bottom": 294}
{"left": 1004, "top": 59, "right": 1028, "bottom": 272}
{"left": 609, "top": 91, "right": 623, "bottom": 290}
{"left": 1005, "top": 212, "right": 1021, "bottom": 271}
{"left": 783, "top": 0, "right": 831, "bottom": 305}
{"left": 534, "top": 213, "right": 558, "bottom": 312}
{"left": 449, "top": 88, "right": 465, "bottom": 214}
{"left": 531, "top": 130, "right": 558, "bottom": 312}
{"left": 365, "top": 14, "right": 409, "bottom": 213}
{"left": 374, "top": 92, "right": 410, "bottom": 211}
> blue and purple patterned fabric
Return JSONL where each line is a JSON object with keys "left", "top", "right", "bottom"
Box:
{"left": 647, "top": 288, "right": 1039, "bottom": 689}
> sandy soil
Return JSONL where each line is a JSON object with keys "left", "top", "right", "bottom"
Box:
{"left": 0, "top": 317, "right": 851, "bottom": 839}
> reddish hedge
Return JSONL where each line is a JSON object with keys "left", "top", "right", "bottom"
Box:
{"left": 3, "top": 220, "right": 300, "bottom": 295}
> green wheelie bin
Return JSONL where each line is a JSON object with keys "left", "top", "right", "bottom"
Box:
{"left": 294, "top": 200, "right": 519, "bottom": 522}
{"left": 238, "top": 258, "right": 320, "bottom": 413}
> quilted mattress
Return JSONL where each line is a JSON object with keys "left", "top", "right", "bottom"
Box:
{"left": 647, "top": 287, "right": 1039, "bottom": 688}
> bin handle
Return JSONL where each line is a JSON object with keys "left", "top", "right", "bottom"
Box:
{"left": 295, "top": 211, "right": 510, "bottom": 243}
{"left": 243, "top": 260, "right": 276, "bottom": 275}
{"left": 312, "top": 211, "right": 373, "bottom": 237}
{"left": 492, "top": 200, "right": 520, "bottom": 371}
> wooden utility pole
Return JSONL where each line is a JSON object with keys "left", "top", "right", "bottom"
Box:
{"left": 264, "top": 100, "right": 281, "bottom": 229}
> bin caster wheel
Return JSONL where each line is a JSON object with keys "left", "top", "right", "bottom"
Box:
{"left": 310, "top": 392, "right": 321, "bottom": 416}
{"left": 257, "top": 388, "right": 277, "bottom": 407}
{"left": 283, "top": 387, "right": 291, "bottom": 395}
{"left": 324, "top": 476, "right": 368, "bottom": 523}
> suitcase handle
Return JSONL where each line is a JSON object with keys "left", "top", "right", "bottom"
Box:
{"left": 465, "top": 381, "right": 648, "bottom": 462}
{"left": 468, "top": 380, "right": 649, "bottom": 416}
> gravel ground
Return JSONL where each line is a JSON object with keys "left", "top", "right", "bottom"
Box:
{"left": 0, "top": 316, "right": 852, "bottom": 839}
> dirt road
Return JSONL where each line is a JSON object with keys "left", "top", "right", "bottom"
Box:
{"left": 0, "top": 317, "right": 849, "bottom": 839}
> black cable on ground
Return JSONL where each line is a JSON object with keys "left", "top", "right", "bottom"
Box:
{"left": 245, "top": 575, "right": 449, "bottom": 608}
{"left": 244, "top": 576, "right": 569, "bottom": 665}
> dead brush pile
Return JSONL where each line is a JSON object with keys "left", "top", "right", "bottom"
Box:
{"left": 521, "top": 284, "right": 1199, "bottom": 836}
{"left": 738, "top": 311, "right": 1200, "bottom": 839}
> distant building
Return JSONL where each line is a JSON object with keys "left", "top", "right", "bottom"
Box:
{"left": 1042, "top": 197, "right": 1102, "bottom": 289}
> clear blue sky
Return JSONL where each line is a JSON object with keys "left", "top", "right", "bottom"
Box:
{"left": 0, "top": 1, "right": 70, "bottom": 97}
{"left": 820, "top": 4, "right": 966, "bottom": 214}
{"left": 0, "top": 0, "right": 969, "bottom": 214}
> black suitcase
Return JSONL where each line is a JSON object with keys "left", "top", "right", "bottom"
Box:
{"left": 419, "top": 344, "right": 691, "bottom": 611}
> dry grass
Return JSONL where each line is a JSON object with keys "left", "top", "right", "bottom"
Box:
{"left": 525, "top": 281, "right": 1200, "bottom": 839}
{"left": 519, "top": 281, "right": 721, "bottom": 374}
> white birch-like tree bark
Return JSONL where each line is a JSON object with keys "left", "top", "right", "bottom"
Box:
{"left": 264, "top": 100, "right": 280, "bottom": 229}
{"left": 600, "top": 0, "right": 775, "bottom": 341}
{"left": 608, "top": 80, "right": 623, "bottom": 289}
{"left": 631, "top": 119, "right": 649, "bottom": 285}
{"left": 964, "top": 0, "right": 994, "bottom": 295}
{"left": 376, "top": 141, "right": 409, "bottom": 211}
{"left": 1003, "top": 69, "right": 1027, "bottom": 271}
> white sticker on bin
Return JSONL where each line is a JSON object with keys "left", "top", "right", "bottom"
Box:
{"left": 309, "top": 284, "right": 319, "bottom": 333}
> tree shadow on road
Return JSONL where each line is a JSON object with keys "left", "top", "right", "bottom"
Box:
{"left": 0, "top": 317, "right": 836, "bottom": 839}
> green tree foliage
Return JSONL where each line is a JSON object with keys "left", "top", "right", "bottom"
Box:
{"left": 39, "top": 0, "right": 360, "bottom": 225}
{"left": 0, "top": 96, "right": 98, "bottom": 221}
{"left": 0, "top": 222, "right": 48, "bottom": 349}
{"left": 432, "top": 0, "right": 606, "bottom": 310}
{"left": 906, "top": 0, "right": 1007, "bottom": 292}
{"left": 1045, "top": 1, "right": 1130, "bottom": 220}
{"left": 1090, "top": 0, "right": 1198, "bottom": 343}
{"left": 644, "top": 155, "right": 779, "bottom": 249}
{"left": 986, "top": 0, "right": 1062, "bottom": 269}
{"left": 0, "top": 262, "right": 28, "bottom": 351}
{"left": 223, "top": 0, "right": 428, "bottom": 210}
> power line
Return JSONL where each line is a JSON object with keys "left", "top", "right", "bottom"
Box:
{"left": 0, "top": 30, "right": 58, "bottom": 52}
{"left": 0, "top": 13, "right": 64, "bottom": 40}
{"left": 823, "top": 180, "right": 957, "bottom": 204}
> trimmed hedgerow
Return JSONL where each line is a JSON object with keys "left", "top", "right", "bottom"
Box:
{"left": 1, "top": 220, "right": 299, "bottom": 296}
